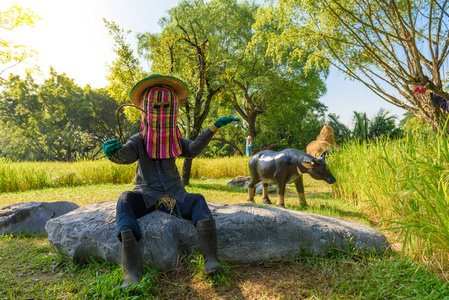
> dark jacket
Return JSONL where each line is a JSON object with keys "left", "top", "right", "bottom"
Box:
{"left": 110, "top": 128, "right": 215, "bottom": 208}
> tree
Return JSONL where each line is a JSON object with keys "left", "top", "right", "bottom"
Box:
{"left": 327, "top": 113, "right": 352, "bottom": 144}
{"left": 104, "top": 19, "right": 146, "bottom": 105}
{"left": 255, "top": 96, "right": 327, "bottom": 151}
{"left": 327, "top": 109, "right": 402, "bottom": 142}
{"left": 205, "top": 1, "right": 329, "bottom": 151}
{"left": 222, "top": 49, "right": 328, "bottom": 150}
{"left": 352, "top": 111, "right": 370, "bottom": 141}
{"left": 104, "top": 19, "right": 147, "bottom": 139}
{"left": 0, "top": 70, "right": 119, "bottom": 161}
{"left": 202, "top": 104, "right": 247, "bottom": 157}
{"left": 368, "top": 108, "right": 402, "bottom": 139}
{"left": 0, "top": 5, "right": 39, "bottom": 81}
{"left": 252, "top": 0, "right": 449, "bottom": 133}
{"left": 134, "top": 0, "right": 328, "bottom": 182}
{"left": 137, "top": 0, "right": 230, "bottom": 185}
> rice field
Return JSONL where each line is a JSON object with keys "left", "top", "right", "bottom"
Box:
{"left": 0, "top": 156, "right": 251, "bottom": 194}
{"left": 328, "top": 131, "right": 449, "bottom": 272}
{"left": 3, "top": 132, "right": 449, "bottom": 273}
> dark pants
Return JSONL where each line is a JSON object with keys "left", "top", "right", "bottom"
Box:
{"left": 116, "top": 191, "right": 213, "bottom": 241}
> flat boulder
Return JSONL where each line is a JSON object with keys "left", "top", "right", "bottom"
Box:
{"left": 45, "top": 201, "right": 389, "bottom": 271}
{"left": 0, "top": 201, "right": 79, "bottom": 235}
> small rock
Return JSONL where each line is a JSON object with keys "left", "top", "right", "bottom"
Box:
{"left": 226, "top": 176, "right": 250, "bottom": 187}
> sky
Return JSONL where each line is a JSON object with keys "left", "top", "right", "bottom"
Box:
{"left": 3, "top": 0, "right": 406, "bottom": 127}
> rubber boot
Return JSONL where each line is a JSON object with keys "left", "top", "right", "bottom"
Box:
{"left": 195, "top": 219, "right": 223, "bottom": 274}
{"left": 119, "top": 229, "right": 143, "bottom": 291}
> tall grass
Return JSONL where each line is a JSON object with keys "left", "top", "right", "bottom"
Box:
{"left": 0, "top": 159, "right": 135, "bottom": 193}
{"left": 0, "top": 156, "right": 250, "bottom": 193}
{"left": 329, "top": 131, "right": 449, "bottom": 271}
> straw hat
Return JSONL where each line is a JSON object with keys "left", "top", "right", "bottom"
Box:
{"left": 129, "top": 75, "right": 190, "bottom": 106}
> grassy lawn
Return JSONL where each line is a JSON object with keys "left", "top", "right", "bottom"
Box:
{"left": 1, "top": 177, "right": 448, "bottom": 299}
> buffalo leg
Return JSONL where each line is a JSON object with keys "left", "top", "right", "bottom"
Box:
{"left": 247, "top": 179, "right": 258, "bottom": 203}
{"left": 262, "top": 183, "right": 271, "bottom": 204}
{"left": 294, "top": 175, "right": 308, "bottom": 207}
{"left": 276, "top": 186, "right": 286, "bottom": 208}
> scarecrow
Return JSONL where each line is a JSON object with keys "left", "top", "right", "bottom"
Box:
{"left": 103, "top": 75, "right": 239, "bottom": 290}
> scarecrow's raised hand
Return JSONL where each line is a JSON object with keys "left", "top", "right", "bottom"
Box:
{"left": 214, "top": 117, "right": 240, "bottom": 128}
{"left": 103, "top": 139, "right": 123, "bottom": 157}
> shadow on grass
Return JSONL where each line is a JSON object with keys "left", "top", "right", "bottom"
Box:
{"left": 190, "top": 183, "right": 247, "bottom": 194}
{"left": 192, "top": 182, "right": 369, "bottom": 224}
{"left": 312, "top": 206, "right": 367, "bottom": 222}
{"left": 273, "top": 191, "right": 369, "bottom": 223}
{"left": 284, "top": 202, "right": 369, "bottom": 223}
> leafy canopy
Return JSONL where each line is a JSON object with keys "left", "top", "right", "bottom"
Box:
{"left": 252, "top": 0, "right": 449, "bottom": 133}
{"left": 0, "top": 5, "right": 40, "bottom": 81}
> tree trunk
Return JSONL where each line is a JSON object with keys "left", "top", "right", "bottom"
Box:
{"left": 66, "top": 144, "right": 72, "bottom": 162}
{"left": 248, "top": 112, "right": 257, "bottom": 140}
{"left": 181, "top": 158, "right": 193, "bottom": 186}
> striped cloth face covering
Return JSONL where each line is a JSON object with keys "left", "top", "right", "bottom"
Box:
{"left": 141, "top": 87, "right": 182, "bottom": 159}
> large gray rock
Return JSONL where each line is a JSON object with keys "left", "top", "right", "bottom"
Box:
{"left": 46, "top": 201, "right": 389, "bottom": 271}
{"left": 0, "top": 201, "right": 79, "bottom": 235}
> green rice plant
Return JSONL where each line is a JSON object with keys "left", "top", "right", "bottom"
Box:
{"left": 0, "top": 156, "right": 250, "bottom": 194}
{"left": 0, "top": 159, "right": 137, "bottom": 193}
{"left": 177, "top": 156, "right": 250, "bottom": 179}
{"left": 329, "top": 129, "right": 449, "bottom": 270}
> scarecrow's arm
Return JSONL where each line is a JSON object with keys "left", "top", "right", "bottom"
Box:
{"left": 181, "top": 117, "right": 239, "bottom": 158}
{"left": 109, "top": 134, "right": 139, "bottom": 164}
{"left": 180, "top": 127, "right": 216, "bottom": 158}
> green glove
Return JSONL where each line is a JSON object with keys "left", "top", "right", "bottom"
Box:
{"left": 214, "top": 117, "right": 240, "bottom": 128}
{"left": 103, "top": 139, "right": 122, "bottom": 157}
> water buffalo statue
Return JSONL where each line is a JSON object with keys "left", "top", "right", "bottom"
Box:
{"left": 246, "top": 149, "right": 336, "bottom": 208}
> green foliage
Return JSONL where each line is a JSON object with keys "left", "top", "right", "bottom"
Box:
{"left": 0, "top": 159, "right": 137, "bottom": 193}
{"left": 80, "top": 265, "right": 158, "bottom": 299}
{"left": 0, "top": 70, "right": 127, "bottom": 161}
{"left": 400, "top": 113, "right": 435, "bottom": 139}
{"left": 327, "top": 109, "right": 403, "bottom": 144}
{"left": 202, "top": 103, "right": 247, "bottom": 157}
{"left": 0, "top": 5, "right": 40, "bottom": 79}
{"left": 104, "top": 19, "right": 146, "bottom": 115}
{"left": 256, "top": 101, "right": 326, "bottom": 151}
{"left": 186, "top": 250, "right": 233, "bottom": 291}
{"left": 368, "top": 108, "right": 402, "bottom": 139}
{"left": 252, "top": 0, "right": 449, "bottom": 133}
{"left": 329, "top": 128, "right": 449, "bottom": 270}
{"left": 327, "top": 113, "right": 352, "bottom": 144}
{"left": 0, "top": 156, "right": 251, "bottom": 193}
{"left": 136, "top": 0, "right": 328, "bottom": 156}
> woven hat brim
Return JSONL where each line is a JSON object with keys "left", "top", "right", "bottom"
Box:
{"left": 129, "top": 76, "right": 189, "bottom": 107}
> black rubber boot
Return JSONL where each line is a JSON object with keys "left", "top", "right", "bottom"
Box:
{"left": 119, "top": 229, "right": 143, "bottom": 291}
{"left": 195, "top": 219, "right": 223, "bottom": 274}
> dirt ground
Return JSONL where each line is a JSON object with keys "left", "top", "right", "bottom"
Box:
{"left": 152, "top": 258, "right": 357, "bottom": 300}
